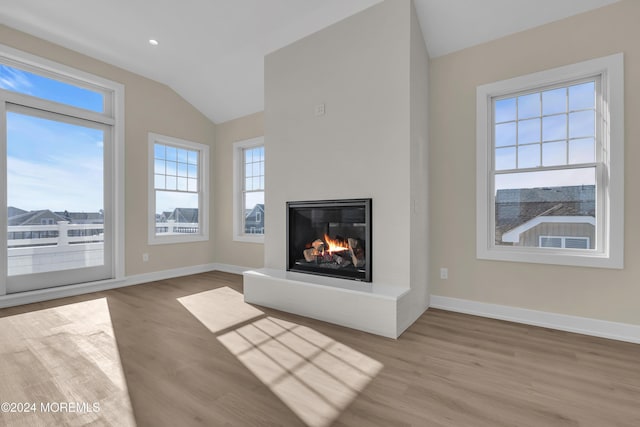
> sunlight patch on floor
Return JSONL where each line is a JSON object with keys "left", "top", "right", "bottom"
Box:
{"left": 177, "top": 286, "right": 264, "bottom": 334}
{"left": 218, "top": 316, "right": 384, "bottom": 427}
{"left": 0, "top": 298, "right": 136, "bottom": 426}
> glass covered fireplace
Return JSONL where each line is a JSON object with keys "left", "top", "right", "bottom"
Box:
{"left": 287, "top": 198, "right": 371, "bottom": 282}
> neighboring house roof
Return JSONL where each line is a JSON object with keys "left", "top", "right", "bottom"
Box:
{"left": 502, "top": 216, "right": 596, "bottom": 243}
{"left": 496, "top": 185, "right": 595, "bottom": 244}
{"left": 245, "top": 204, "right": 264, "bottom": 220}
{"left": 59, "top": 212, "right": 103, "bottom": 221}
{"left": 8, "top": 209, "right": 68, "bottom": 226}
{"left": 168, "top": 208, "right": 198, "bottom": 223}
{"left": 8, "top": 206, "right": 27, "bottom": 218}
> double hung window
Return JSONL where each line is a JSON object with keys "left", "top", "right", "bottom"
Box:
{"left": 149, "top": 133, "right": 209, "bottom": 244}
{"left": 233, "top": 137, "right": 265, "bottom": 243}
{"left": 476, "top": 54, "right": 623, "bottom": 268}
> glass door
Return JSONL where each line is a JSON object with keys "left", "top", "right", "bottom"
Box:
{"left": 4, "top": 106, "right": 112, "bottom": 293}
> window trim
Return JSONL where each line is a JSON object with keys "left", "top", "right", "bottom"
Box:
{"left": 147, "top": 132, "right": 209, "bottom": 245}
{"left": 233, "top": 136, "right": 264, "bottom": 243}
{"left": 476, "top": 53, "right": 623, "bottom": 269}
{"left": 0, "top": 43, "right": 125, "bottom": 295}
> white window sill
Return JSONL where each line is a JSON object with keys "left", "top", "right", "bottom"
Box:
{"left": 477, "top": 246, "right": 623, "bottom": 269}
{"left": 149, "top": 234, "right": 209, "bottom": 245}
{"left": 233, "top": 235, "right": 264, "bottom": 244}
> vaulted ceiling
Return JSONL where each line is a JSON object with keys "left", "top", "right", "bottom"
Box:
{"left": 0, "top": 0, "right": 620, "bottom": 123}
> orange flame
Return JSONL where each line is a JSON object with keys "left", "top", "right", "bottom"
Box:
{"left": 323, "top": 233, "right": 349, "bottom": 254}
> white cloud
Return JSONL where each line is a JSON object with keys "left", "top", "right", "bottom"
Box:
{"left": 0, "top": 66, "right": 34, "bottom": 94}
{"left": 8, "top": 156, "right": 103, "bottom": 212}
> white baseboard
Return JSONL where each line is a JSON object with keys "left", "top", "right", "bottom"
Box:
{"left": 212, "top": 263, "right": 254, "bottom": 275}
{"left": 430, "top": 295, "right": 640, "bottom": 345}
{"left": 123, "top": 263, "right": 220, "bottom": 286}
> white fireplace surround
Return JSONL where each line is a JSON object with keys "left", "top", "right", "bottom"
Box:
{"left": 244, "top": 0, "right": 429, "bottom": 339}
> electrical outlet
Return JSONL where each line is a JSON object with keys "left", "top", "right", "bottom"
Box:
{"left": 314, "top": 103, "right": 325, "bottom": 116}
{"left": 440, "top": 267, "right": 448, "bottom": 280}
{"left": 143, "top": 253, "right": 149, "bottom": 262}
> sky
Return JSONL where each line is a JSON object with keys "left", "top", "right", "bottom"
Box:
{"left": 494, "top": 80, "right": 596, "bottom": 191}
{"left": 2, "top": 65, "right": 105, "bottom": 213}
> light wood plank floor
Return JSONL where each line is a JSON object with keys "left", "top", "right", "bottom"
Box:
{"left": 1, "top": 271, "right": 639, "bottom": 426}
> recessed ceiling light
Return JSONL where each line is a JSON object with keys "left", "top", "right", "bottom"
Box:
{"left": 149, "top": 39, "right": 159, "bottom": 46}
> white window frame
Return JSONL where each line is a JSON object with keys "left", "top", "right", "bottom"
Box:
{"left": 476, "top": 53, "right": 623, "bottom": 269}
{"left": 233, "top": 136, "right": 264, "bottom": 243}
{"left": 0, "top": 43, "right": 125, "bottom": 296}
{"left": 148, "top": 133, "right": 209, "bottom": 245}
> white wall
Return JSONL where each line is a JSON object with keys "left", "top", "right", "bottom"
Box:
{"left": 399, "top": 2, "right": 430, "bottom": 335}
{"left": 264, "top": 0, "right": 412, "bottom": 286}
{"left": 429, "top": 0, "right": 640, "bottom": 326}
{"left": 214, "top": 112, "right": 265, "bottom": 269}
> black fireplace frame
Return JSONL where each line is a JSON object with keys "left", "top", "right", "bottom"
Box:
{"left": 286, "top": 198, "right": 372, "bottom": 282}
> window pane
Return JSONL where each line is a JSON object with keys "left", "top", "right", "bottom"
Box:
{"left": 188, "top": 178, "right": 198, "bottom": 192}
{"left": 244, "top": 149, "right": 252, "bottom": 164}
{"left": 188, "top": 150, "right": 198, "bottom": 165}
{"left": 154, "top": 174, "right": 165, "bottom": 189}
{"left": 495, "top": 168, "right": 596, "bottom": 248}
{"left": 166, "top": 146, "right": 177, "bottom": 162}
{"left": 244, "top": 191, "right": 265, "bottom": 235}
{"left": 569, "top": 81, "right": 595, "bottom": 111}
{"left": 177, "top": 149, "right": 188, "bottom": 163}
{"left": 155, "top": 191, "right": 199, "bottom": 235}
{"left": 517, "top": 93, "right": 540, "bottom": 119}
{"left": 518, "top": 144, "right": 540, "bottom": 169}
{"left": 166, "top": 161, "right": 177, "bottom": 176}
{"left": 177, "top": 162, "right": 188, "bottom": 177}
{"left": 245, "top": 177, "right": 252, "bottom": 191}
{"left": 565, "top": 238, "right": 589, "bottom": 249}
{"left": 542, "top": 141, "right": 566, "bottom": 166}
{"left": 177, "top": 177, "right": 188, "bottom": 191}
{"left": 495, "top": 147, "right": 516, "bottom": 170}
{"left": 154, "top": 144, "right": 165, "bottom": 159}
{"left": 495, "top": 122, "right": 516, "bottom": 147}
{"left": 166, "top": 176, "right": 177, "bottom": 190}
{"left": 252, "top": 177, "right": 260, "bottom": 190}
{"left": 188, "top": 164, "right": 197, "bottom": 178}
{"left": 154, "top": 159, "right": 165, "bottom": 174}
{"left": 542, "top": 88, "right": 567, "bottom": 115}
{"left": 0, "top": 64, "right": 104, "bottom": 112}
{"left": 540, "top": 237, "right": 562, "bottom": 248}
{"left": 569, "top": 138, "right": 595, "bottom": 164}
{"left": 495, "top": 98, "right": 516, "bottom": 123}
{"left": 7, "top": 111, "right": 105, "bottom": 275}
{"left": 542, "top": 115, "right": 567, "bottom": 141}
{"left": 569, "top": 110, "right": 595, "bottom": 138}
{"left": 518, "top": 118, "right": 540, "bottom": 144}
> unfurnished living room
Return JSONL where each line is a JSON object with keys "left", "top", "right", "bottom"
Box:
{"left": 0, "top": 0, "right": 638, "bottom": 426}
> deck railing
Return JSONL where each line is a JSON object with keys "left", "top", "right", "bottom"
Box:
{"left": 6, "top": 221, "right": 198, "bottom": 275}
{"left": 8, "top": 220, "right": 199, "bottom": 248}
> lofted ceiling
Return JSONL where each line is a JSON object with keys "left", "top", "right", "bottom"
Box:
{"left": 0, "top": 0, "right": 620, "bottom": 124}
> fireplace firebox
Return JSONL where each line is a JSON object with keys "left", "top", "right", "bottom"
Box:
{"left": 287, "top": 199, "right": 372, "bottom": 282}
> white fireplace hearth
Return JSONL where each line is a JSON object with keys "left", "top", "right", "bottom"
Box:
{"left": 243, "top": 268, "right": 407, "bottom": 338}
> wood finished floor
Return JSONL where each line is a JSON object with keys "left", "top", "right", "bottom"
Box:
{"left": 1, "top": 271, "right": 639, "bottom": 426}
